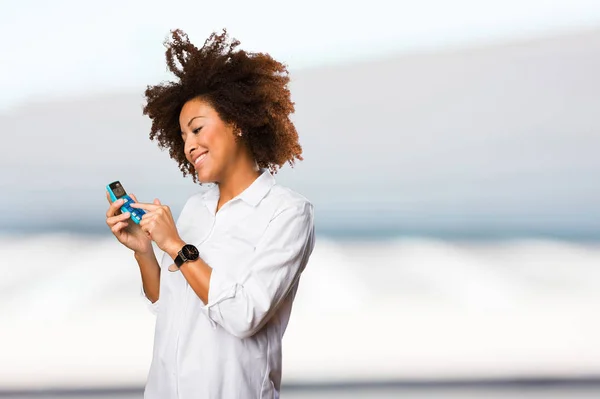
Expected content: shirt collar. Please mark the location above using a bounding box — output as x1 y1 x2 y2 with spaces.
237 169 276 206
202 169 275 207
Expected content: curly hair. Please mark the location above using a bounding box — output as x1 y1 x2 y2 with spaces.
143 29 303 183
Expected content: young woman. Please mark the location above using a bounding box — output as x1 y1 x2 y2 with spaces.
105 29 315 399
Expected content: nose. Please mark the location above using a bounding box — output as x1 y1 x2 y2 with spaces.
184 135 197 160
184 134 198 154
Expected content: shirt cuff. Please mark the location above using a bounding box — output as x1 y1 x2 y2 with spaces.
202 268 238 328
140 285 159 315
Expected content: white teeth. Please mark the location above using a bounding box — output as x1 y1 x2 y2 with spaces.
195 152 207 165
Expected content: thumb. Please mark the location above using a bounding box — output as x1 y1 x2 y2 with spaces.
153 198 161 205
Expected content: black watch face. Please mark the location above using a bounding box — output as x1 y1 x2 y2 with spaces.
182 244 199 260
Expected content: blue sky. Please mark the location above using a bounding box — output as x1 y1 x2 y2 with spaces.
2 0 600 110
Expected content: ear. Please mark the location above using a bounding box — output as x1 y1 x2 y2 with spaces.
231 123 243 137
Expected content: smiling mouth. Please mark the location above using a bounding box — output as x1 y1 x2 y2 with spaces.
194 151 208 166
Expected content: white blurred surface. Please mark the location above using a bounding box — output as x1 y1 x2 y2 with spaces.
1 234 599 389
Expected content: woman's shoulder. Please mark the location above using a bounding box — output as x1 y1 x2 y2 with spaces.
266 183 313 215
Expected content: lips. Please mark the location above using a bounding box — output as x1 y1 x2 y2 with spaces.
193 151 208 167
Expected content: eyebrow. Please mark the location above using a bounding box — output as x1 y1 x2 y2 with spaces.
187 116 206 127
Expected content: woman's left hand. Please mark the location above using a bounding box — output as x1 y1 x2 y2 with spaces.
131 199 184 255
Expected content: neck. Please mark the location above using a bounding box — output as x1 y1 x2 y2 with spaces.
217 161 261 204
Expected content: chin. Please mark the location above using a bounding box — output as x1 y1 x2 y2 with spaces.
196 170 215 184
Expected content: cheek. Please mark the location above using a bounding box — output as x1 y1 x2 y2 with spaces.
208 132 237 157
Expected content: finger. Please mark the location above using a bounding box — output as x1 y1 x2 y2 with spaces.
111 220 129 235
106 198 125 218
139 214 153 228
130 202 162 211
106 212 131 226
106 190 119 205
106 198 124 217
139 212 156 225
130 193 139 202
153 198 161 205
139 221 152 239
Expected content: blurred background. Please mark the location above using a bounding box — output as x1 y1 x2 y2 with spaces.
1 0 600 398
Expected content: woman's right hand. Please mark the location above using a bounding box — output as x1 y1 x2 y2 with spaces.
105 192 153 255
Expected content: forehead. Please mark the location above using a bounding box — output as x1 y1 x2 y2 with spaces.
179 98 216 124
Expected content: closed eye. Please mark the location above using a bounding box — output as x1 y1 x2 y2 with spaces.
193 127 203 134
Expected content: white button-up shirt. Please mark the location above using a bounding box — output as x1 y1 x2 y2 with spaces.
142 169 315 399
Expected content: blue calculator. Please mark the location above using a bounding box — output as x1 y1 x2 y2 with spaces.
106 181 146 224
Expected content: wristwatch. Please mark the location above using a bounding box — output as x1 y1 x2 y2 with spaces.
174 244 200 268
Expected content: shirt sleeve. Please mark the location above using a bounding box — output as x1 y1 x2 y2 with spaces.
202 200 315 339
140 285 160 315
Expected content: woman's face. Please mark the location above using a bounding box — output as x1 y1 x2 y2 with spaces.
179 97 243 183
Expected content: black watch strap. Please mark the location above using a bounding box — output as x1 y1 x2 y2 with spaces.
174 252 186 268
174 244 200 268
